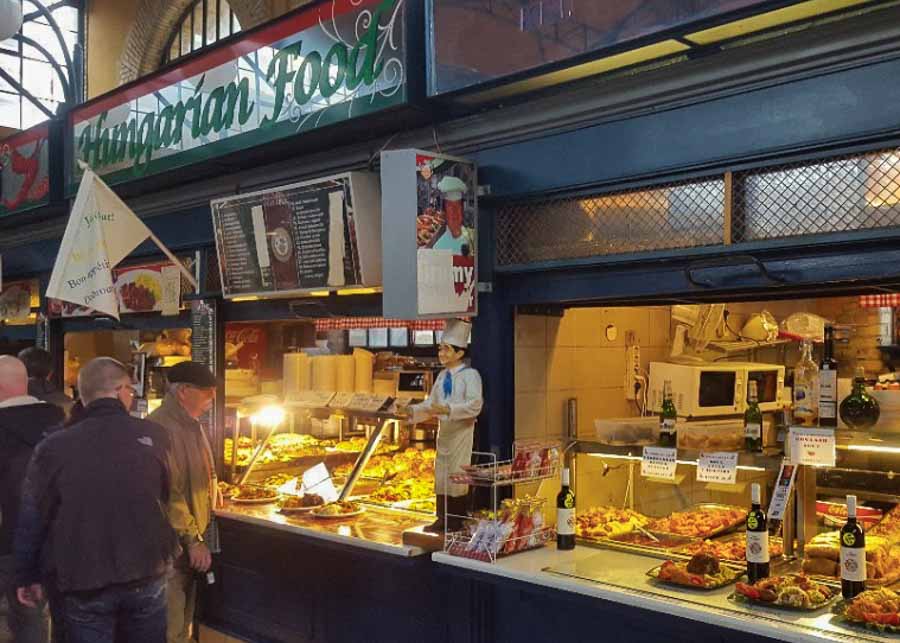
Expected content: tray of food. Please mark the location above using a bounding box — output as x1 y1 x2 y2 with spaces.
392 498 436 514
817 500 883 529
311 501 365 519
675 533 785 564
608 530 696 550
229 486 279 504
801 532 900 586
576 506 650 541
731 575 838 611
833 588 900 633
647 504 746 539
279 493 325 513
647 554 742 590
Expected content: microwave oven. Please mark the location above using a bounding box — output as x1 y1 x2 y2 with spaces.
649 361 785 418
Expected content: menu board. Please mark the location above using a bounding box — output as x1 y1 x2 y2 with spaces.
211 172 382 298
191 298 222 466
381 149 478 319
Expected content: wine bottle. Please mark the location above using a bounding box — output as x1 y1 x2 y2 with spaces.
556 468 576 550
746 483 770 583
839 366 880 430
744 380 763 452
818 325 838 428
658 380 677 448
840 494 866 599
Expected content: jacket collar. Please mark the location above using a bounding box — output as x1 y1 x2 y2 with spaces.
0 395 43 409
83 398 129 416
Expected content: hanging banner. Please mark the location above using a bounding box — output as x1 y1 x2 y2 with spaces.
381 149 478 318
0 124 50 217
69 0 410 191
211 172 381 298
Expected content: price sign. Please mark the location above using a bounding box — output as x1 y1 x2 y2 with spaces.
328 392 355 409
789 427 836 467
697 452 739 484
301 463 339 503
641 447 677 480
768 460 798 521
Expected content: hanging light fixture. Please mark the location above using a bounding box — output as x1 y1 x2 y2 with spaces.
0 0 23 42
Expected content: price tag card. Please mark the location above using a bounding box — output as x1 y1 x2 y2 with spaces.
697 452 739 484
641 447 677 480
346 394 391 413
768 460 798 521
328 392 355 409
285 390 335 408
789 427 836 467
301 463 339 502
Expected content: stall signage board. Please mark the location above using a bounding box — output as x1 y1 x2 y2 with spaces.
191 298 222 463
697 452 738 484
381 149 478 318
68 0 409 191
211 172 382 298
789 427 836 467
641 447 677 480
1 124 50 217
768 461 798 521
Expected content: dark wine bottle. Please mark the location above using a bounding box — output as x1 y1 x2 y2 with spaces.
839 367 880 430
746 483 770 583
744 380 763 452
818 324 838 428
658 380 677 448
556 468 576 550
840 494 866 599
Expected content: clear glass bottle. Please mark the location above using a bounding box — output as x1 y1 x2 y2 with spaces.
793 340 819 427
840 367 880 430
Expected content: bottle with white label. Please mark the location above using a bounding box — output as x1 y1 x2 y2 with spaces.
746 483 770 583
556 468 575 550
840 494 866 599
818 324 838 428
744 381 763 452
658 380 677 448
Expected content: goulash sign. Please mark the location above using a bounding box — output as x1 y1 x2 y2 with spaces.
70 0 407 189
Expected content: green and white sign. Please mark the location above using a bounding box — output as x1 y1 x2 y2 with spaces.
69 0 408 190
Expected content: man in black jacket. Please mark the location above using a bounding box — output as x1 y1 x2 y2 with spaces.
0 355 64 643
17 348 73 420
14 357 179 643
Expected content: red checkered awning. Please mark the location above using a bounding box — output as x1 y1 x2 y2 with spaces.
859 294 900 308
315 317 447 331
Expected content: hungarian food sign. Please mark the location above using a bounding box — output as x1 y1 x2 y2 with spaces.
210 172 382 297
69 0 408 190
1 124 50 217
381 149 477 318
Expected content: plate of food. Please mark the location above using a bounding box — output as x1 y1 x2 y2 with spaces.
647 504 746 539
279 493 325 514
116 269 162 313
311 501 365 519
731 575 837 611
647 554 742 590
230 486 279 504
833 588 900 633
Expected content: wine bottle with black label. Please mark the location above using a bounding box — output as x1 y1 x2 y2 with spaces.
818 324 838 428
746 483 770 583
744 380 763 452
841 494 866 599
658 380 677 448
556 468 576 550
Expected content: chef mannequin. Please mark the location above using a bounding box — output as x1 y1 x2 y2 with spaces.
403 319 483 533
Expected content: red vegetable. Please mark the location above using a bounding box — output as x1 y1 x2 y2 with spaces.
736 582 760 600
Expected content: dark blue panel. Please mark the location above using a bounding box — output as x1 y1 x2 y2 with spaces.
472 57 900 197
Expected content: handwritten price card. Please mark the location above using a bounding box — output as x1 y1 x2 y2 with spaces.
697 452 739 484
789 427 836 467
641 447 677 480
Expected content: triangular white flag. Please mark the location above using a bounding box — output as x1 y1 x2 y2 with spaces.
46 166 153 320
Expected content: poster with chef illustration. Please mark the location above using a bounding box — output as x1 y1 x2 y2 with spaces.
381 150 478 319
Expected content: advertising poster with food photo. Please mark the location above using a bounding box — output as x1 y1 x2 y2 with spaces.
415 154 477 315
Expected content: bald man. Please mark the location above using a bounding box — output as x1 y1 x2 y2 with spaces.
14 357 178 643
0 356 63 643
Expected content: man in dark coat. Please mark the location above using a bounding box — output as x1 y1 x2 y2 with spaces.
14 357 179 643
0 356 64 643
17 348 73 420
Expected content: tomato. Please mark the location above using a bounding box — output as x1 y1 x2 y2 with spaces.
689 575 705 587
736 583 760 600
868 613 900 626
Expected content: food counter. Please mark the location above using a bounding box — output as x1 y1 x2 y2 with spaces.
432 544 894 643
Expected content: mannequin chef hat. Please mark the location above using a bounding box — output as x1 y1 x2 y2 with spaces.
442 319 471 349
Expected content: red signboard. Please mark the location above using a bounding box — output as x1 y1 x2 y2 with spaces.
0 124 50 216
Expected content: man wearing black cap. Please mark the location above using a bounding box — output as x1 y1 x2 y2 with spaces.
148 362 218 643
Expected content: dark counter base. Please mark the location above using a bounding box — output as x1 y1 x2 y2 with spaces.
205 519 780 643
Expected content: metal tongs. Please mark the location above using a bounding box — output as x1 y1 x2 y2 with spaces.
634 524 660 543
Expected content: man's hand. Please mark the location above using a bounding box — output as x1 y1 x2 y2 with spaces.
432 403 451 416
188 542 212 573
17 584 44 608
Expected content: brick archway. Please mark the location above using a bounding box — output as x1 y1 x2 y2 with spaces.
118 0 272 84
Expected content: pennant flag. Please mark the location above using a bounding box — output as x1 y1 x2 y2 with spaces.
46 163 196 319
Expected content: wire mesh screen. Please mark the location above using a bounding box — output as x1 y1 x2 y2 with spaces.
733 149 900 243
205 249 222 294
495 178 725 267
